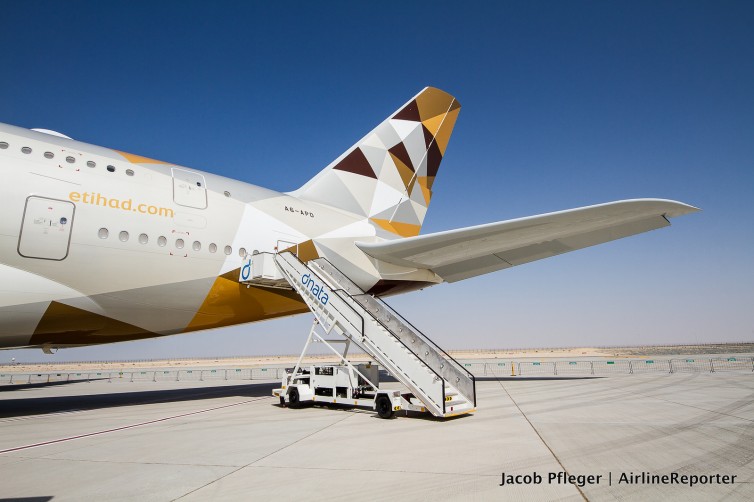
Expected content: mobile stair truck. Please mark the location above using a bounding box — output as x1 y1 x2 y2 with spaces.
241 251 476 419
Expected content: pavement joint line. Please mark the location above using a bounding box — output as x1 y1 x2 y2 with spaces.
0 397 267 455
172 410 358 501
494 377 589 502
5 455 239 468
244 463 500 478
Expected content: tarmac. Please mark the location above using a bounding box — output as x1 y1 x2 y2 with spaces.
1 369 753 501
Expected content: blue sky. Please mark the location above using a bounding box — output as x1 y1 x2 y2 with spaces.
1 1 753 362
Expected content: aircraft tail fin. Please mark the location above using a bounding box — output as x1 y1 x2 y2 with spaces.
290 87 460 238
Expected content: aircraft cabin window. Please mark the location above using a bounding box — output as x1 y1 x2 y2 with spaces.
138 233 148 244
239 247 247 257
21 147 31 154
0 142 8 149
224 191 231 197
87 161 96 168
193 241 201 251
66 156 75 164
126 169 135 176
119 231 129 242
98 228 109 239
106 165 115 172
44 152 54 159
224 245 232 255
175 238 184 249
157 236 167 247
209 243 217 253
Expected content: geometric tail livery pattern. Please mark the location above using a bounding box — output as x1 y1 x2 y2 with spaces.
291 87 460 238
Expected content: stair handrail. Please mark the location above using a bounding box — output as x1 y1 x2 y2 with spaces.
359 294 475 408
302 256 447 413
274 252 365 338
373 297 476 386
312 257 475 408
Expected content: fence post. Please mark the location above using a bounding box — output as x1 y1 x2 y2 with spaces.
224 369 228 381
200 370 204 382
710 359 715 373
629 361 633 375
9 374 12 384
517 362 521 375
553 362 557 376
590 362 594 375
668 360 673 374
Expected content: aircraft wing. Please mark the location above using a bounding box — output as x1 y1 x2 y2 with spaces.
357 199 699 283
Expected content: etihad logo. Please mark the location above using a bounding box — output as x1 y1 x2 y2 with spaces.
69 192 174 218
301 273 329 305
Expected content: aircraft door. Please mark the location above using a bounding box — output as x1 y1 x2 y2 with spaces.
172 168 207 209
18 196 75 260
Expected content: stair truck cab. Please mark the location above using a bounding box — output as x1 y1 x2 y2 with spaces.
273 363 404 419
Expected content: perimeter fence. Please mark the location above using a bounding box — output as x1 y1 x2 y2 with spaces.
0 367 288 385
460 356 754 377
1 357 752 385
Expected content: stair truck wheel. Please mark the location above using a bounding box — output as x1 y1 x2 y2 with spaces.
288 388 301 409
376 395 394 419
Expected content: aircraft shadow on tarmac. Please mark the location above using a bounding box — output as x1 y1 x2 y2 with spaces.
0 497 54 502
0 382 277 419
0 379 99 392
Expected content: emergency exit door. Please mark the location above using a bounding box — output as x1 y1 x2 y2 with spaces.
172 168 207 209
18 196 75 260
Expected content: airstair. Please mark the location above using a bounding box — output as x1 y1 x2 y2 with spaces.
244 251 476 418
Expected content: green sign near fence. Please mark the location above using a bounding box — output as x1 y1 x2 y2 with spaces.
607 361 614 365
533 362 540 366
728 358 737 362
646 360 654 364
569 362 577 365
686 359 694 362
